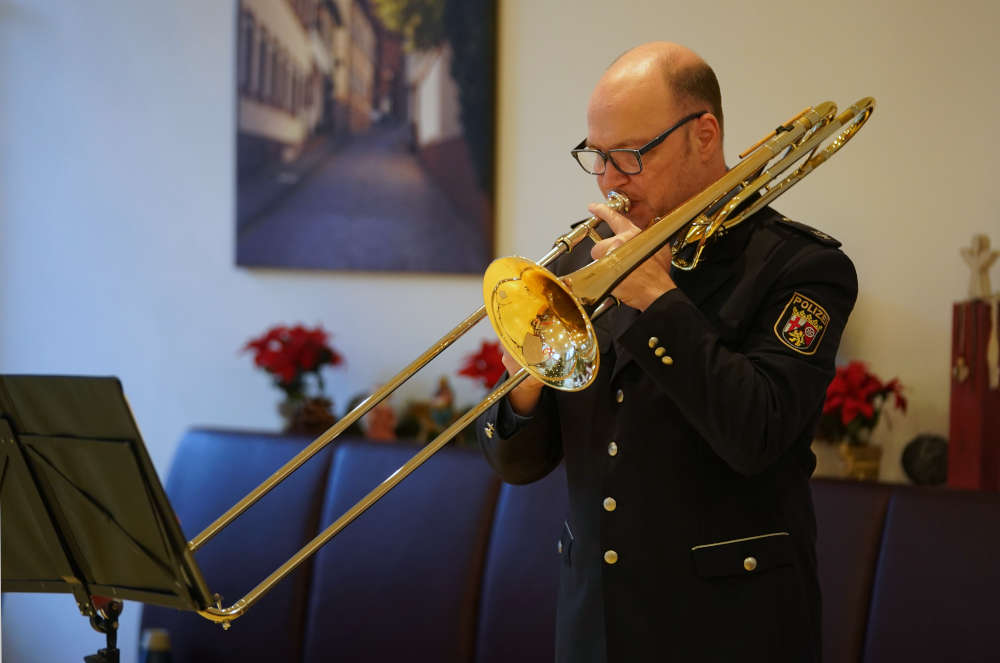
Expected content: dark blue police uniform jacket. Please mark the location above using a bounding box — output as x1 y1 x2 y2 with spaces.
477 206 858 663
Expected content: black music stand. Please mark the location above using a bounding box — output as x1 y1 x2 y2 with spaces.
0 375 215 662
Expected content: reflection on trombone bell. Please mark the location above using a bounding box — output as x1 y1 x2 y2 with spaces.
193 97 875 627
487 258 599 391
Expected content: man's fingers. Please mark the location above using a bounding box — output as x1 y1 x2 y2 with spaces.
500 350 521 374
501 350 531 379
591 235 626 260
501 350 545 394
588 202 638 236
587 202 639 261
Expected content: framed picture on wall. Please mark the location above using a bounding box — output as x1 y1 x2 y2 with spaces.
234 0 496 274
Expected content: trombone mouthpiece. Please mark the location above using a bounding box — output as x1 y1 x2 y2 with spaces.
552 191 631 255
604 190 630 215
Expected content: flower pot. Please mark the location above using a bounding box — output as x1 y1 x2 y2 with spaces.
279 396 337 436
838 441 882 481
811 440 848 478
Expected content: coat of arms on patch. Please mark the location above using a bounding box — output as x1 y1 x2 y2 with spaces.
774 292 830 355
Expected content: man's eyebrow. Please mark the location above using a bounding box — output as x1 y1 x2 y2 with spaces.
586 136 647 150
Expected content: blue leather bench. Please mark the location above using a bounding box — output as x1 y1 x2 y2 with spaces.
141 428 1000 662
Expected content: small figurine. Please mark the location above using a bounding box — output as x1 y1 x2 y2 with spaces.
960 234 998 299
430 377 456 430
365 401 398 441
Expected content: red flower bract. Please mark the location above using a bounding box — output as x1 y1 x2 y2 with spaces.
819 360 906 443
458 341 506 389
243 324 343 396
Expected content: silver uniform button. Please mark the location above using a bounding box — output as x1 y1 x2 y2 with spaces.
615 389 624 403
604 550 619 565
744 556 758 572
557 540 563 554
603 497 617 512
608 441 619 456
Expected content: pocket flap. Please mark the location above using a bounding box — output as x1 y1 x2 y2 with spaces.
691 531 793 578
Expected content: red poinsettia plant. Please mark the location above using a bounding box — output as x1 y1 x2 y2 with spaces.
818 361 906 445
243 324 343 399
457 340 505 389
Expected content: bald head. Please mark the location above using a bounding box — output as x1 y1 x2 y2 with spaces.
601 42 724 137
583 42 727 225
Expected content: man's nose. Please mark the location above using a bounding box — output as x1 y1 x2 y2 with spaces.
599 163 629 190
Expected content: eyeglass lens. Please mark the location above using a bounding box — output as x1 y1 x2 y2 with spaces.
576 149 641 175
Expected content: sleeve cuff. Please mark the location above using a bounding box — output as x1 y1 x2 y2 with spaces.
618 286 707 368
496 395 535 438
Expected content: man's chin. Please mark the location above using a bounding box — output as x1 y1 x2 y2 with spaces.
628 206 653 229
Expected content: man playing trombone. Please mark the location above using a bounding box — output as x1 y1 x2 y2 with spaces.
478 41 858 663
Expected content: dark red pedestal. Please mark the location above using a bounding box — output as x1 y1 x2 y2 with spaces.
948 300 1000 490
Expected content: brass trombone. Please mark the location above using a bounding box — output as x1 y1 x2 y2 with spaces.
194 97 874 626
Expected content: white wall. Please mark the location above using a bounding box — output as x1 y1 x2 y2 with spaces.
1 0 998 661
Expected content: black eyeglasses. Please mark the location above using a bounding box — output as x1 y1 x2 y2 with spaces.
571 111 707 175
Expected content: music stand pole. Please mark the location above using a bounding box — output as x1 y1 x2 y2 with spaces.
84 599 123 663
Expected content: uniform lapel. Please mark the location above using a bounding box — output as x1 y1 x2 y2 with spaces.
672 261 736 307
672 211 764 306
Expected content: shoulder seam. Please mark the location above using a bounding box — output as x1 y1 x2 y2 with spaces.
772 216 842 248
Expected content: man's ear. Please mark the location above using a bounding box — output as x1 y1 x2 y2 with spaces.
693 114 721 160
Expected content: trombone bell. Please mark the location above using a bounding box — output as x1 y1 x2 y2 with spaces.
483 256 599 391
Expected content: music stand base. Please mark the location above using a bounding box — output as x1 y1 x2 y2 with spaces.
84 648 119 663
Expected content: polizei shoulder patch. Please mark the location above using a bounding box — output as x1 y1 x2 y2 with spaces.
774 292 830 355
